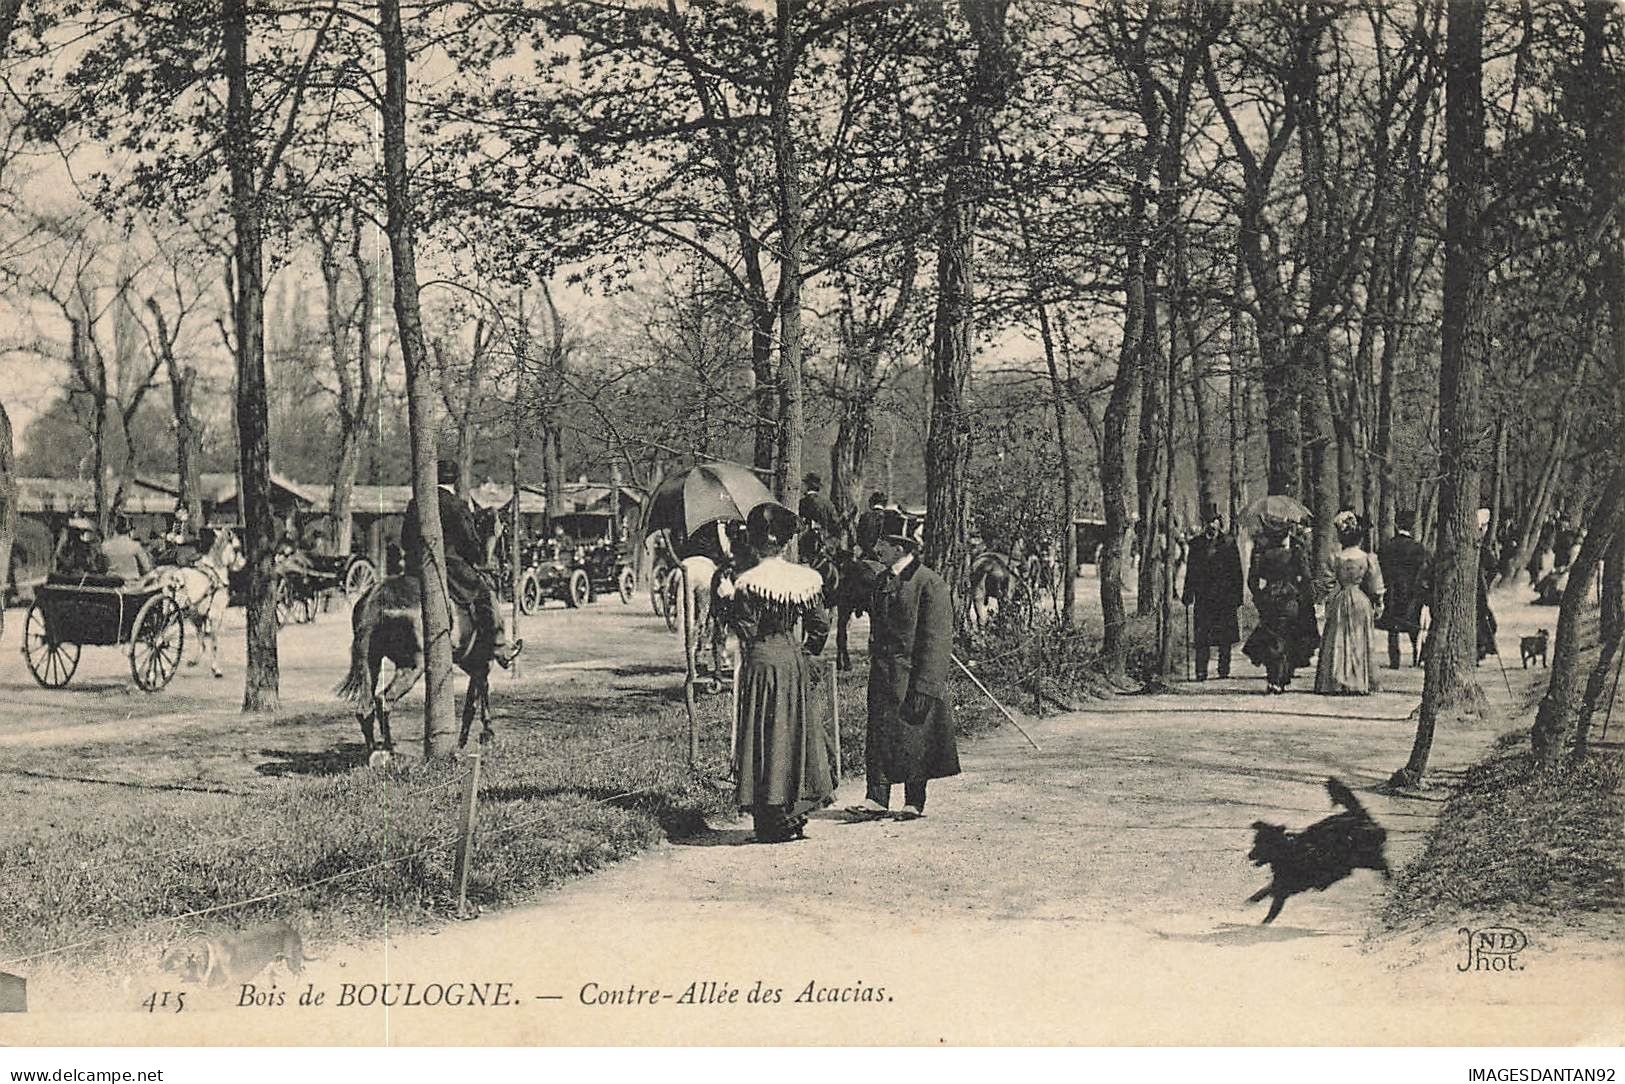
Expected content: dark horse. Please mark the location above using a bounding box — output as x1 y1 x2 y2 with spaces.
335 508 505 760
801 525 883 671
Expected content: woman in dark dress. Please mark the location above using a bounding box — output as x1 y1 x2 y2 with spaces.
714 503 835 843
1243 522 1314 693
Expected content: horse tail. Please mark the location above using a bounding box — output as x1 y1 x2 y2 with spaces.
334 585 376 705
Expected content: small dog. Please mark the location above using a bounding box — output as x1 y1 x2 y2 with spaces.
1247 778 1390 924
1520 629 1549 668
159 920 308 987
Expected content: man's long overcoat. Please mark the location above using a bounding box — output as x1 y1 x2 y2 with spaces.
866 558 960 783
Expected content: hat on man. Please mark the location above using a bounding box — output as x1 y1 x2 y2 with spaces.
879 508 919 550
436 458 458 486
1395 509 1416 532
1201 500 1221 523
803 472 822 490
746 501 799 547
868 491 888 508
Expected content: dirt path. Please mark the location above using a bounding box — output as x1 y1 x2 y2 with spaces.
18 585 1620 1045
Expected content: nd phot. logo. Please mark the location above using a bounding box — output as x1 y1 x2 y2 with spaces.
1458 925 1528 973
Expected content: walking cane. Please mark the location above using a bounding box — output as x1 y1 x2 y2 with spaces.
953 653 1041 752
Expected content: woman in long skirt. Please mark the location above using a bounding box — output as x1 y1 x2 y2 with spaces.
714 502 834 843
1315 510 1386 695
1243 521 1313 693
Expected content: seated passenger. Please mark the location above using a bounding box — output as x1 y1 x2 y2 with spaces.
101 515 154 582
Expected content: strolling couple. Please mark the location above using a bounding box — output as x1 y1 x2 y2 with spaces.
715 504 959 843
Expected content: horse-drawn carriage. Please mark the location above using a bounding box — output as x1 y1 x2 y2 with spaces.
274 549 380 625
21 574 187 691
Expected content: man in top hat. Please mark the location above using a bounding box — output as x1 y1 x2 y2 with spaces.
1376 509 1431 668
798 472 840 542
1182 501 1243 680
848 509 959 821
854 491 889 559
401 458 522 668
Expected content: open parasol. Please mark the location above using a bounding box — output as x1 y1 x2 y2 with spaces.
643 461 775 540
1240 494 1312 536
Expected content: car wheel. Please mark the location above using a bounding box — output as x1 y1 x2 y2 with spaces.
567 568 590 608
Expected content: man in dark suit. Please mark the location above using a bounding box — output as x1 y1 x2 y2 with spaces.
853 491 889 558
1182 502 1243 680
1376 509 1430 669
402 459 522 667
847 509 959 821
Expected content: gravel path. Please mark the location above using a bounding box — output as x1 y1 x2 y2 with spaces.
10 585 1621 1045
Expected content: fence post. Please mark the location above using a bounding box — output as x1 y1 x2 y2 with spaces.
452 751 483 920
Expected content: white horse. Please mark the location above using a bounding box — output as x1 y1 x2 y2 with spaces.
676 554 734 692
149 528 246 678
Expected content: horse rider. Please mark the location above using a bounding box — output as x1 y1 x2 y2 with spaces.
101 514 153 582
798 472 841 541
401 458 523 668
854 491 889 559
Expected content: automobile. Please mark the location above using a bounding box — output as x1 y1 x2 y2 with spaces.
517 538 635 613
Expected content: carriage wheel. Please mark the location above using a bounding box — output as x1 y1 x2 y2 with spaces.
22 600 80 689
274 579 292 628
650 571 669 618
566 568 591 609
344 558 378 601
130 594 185 692
661 568 682 632
618 567 636 604
519 570 543 614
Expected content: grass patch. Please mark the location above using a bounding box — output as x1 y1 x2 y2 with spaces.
1383 730 1625 928
0 654 1009 980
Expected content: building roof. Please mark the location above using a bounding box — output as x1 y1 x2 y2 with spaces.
17 478 174 515
136 470 324 509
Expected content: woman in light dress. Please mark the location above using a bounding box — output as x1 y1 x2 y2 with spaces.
1315 510 1386 695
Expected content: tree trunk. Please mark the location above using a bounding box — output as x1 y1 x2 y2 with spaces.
1531 466 1625 766
750 302 777 476
0 402 14 611
1035 298 1076 627
1227 251 1247 525
1485 414 1507 577
538 282 567 529
770 0 804 516
224 0 280 713
329 217 379 556
146 298 205 525
1571 525 1625 758
922 0 1012 599
1100 153 1150 676
1395 0 1489 786
380 0 456 755
1135 298 1164 612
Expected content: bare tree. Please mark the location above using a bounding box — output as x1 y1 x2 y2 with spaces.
380 0 456 755
922 0 1016 598
1394 0 1490 787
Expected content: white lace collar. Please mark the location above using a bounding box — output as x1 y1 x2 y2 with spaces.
734 556 823 605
